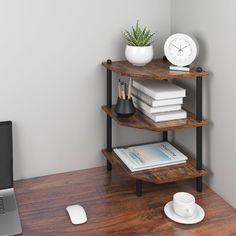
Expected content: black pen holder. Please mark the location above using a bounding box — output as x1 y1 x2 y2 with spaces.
115 97 136 117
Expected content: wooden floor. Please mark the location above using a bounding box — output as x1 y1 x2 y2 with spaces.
15 166 236 236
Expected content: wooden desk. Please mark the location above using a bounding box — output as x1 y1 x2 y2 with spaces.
15 167 236 236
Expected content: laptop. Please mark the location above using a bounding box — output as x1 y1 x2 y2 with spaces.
0 121 22 236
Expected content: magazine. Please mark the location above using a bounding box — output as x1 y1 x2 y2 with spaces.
114 142 188 172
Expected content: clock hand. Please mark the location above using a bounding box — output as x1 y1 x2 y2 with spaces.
181 46 188 50
171 43 180 50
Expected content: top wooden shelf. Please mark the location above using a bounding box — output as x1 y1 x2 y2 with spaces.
102 59 208 80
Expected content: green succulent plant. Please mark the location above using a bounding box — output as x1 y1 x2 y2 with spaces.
123 20 155 47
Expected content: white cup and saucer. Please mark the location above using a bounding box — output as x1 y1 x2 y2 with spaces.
164 192 205 224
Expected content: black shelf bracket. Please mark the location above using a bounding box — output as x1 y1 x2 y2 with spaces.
196 76 203 191
106 59 112 171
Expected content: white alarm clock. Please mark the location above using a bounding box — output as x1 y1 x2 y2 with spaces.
164 33 199 71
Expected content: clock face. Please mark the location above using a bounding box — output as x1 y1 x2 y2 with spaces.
164 34 198 67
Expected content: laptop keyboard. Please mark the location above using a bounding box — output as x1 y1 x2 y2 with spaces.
0 197 5 214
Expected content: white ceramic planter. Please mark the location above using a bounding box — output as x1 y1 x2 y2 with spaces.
125 45 154 66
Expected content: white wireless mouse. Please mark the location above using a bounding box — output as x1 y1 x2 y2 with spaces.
66 205 87 225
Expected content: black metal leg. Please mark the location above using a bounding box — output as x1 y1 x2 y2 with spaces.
106 60 112 171
107 160 112 171
136 179 142 197
196 126 202 191
196 76 202 121
163 131 168 141
106 112 112 171
196 76 203 191
196 176 202 192
107 64 112 108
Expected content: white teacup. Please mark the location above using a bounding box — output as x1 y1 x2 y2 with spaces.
173 192 196 218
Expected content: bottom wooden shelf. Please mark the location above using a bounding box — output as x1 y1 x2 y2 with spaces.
102 148 208 185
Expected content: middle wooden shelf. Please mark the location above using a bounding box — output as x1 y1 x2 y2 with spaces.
102 105 208 132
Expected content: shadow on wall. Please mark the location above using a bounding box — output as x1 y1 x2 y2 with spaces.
172 34 214 183
196 35 214 184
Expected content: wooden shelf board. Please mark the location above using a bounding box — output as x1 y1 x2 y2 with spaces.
102 105 208 132
102 59 208 80
102 148 208 184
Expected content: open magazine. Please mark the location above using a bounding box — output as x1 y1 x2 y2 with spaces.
114 142 188 172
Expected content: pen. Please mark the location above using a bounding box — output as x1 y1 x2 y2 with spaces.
128 78 132 99
118 79 121 98
124 82 127 99
121 82 125 99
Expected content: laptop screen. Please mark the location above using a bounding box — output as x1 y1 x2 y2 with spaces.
0 121 13 190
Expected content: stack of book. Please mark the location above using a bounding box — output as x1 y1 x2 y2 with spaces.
114 142 188 172
132 79 187 122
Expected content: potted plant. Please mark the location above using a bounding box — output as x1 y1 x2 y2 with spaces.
123 21 155 66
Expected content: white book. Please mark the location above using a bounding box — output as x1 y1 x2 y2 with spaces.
136 104 187 122
132 87 184 107
169 65 193 72
133 96 181 114
114 142 188 172
132 79 186 100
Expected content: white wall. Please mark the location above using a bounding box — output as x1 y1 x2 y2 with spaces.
0 0 171 180
1 0 235 209
171 0 236 208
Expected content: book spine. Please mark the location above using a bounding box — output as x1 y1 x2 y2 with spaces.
135 106 159 122
157 97 183 107
156 111 187 122
169 65 191 71
133 80 157 99
132 88 184 107
130 161 186 172
133 96 181 113
132 87 154 106
136 105 187 122
132 81 186 100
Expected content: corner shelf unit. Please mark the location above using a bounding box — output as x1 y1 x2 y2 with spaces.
101 59 208 196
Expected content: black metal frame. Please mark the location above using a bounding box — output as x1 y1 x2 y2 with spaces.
196 76 203 191
163 131 168 141
136 180 142 196
106 60 112 171
105 59 204 195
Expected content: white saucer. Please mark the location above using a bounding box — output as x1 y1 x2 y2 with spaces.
164 201 205 224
